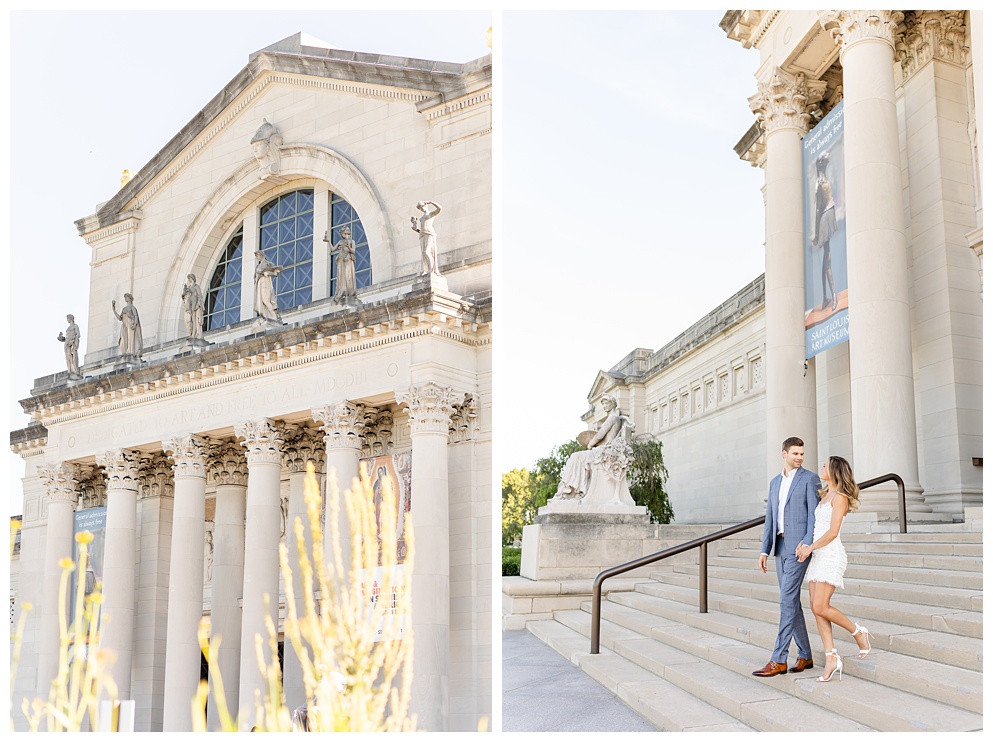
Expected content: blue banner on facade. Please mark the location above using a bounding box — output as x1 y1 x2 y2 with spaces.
71 507 107 625
802 100 849 358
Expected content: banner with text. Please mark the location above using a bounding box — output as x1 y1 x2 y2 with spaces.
71 507 107 628
802 100 849 358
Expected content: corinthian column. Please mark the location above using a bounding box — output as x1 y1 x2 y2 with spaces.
97 449 142 701
36 462 80 699
395 382 459 732
312 401 367 564
207 442 249 732
749 68 826 474
234 419 284 729
161 434 212 731
820 10 928 514
280 425 325 712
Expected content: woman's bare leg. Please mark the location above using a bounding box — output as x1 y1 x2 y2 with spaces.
809 582 846 679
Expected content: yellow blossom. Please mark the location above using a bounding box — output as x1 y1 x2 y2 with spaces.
75 530 94 544
58 557 75 571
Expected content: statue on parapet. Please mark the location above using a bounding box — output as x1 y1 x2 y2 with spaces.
327 225 359 305
253 250 284 324
410 200 442 276
112 293 143 361
550 394 638 509
182 273 205 340
57 313 82 379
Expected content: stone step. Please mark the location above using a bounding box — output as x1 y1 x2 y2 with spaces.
526 618 754 731
716 547 982 572
664 563 982 611
569 603 981 731
630 580 982 667
723 530 983 546
553 610 870 732
588 592 982 714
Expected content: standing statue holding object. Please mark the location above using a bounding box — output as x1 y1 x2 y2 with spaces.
410 200 442 276
112 293 143 360
328 225 358 304
57 314 82 378
254 249 284 322
182 273 205 339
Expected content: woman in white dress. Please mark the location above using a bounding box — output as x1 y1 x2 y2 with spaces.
795 456 872 681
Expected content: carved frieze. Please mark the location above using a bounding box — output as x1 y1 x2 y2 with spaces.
396 382 460 435
897 11 969 79
37 462 81 506
209 441 249 487
282 424 326 473
312 401 368 450
139 453 175 500
749 67 827 135
819 10 904 52
449 392 480 443
96 449 142 491
164 434 212 479
235 418 285 466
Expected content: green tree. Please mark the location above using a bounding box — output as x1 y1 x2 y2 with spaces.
629 436 674 524
530 439 584 510
501 468 535 546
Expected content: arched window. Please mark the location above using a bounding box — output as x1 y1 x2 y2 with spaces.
330 193 372 296
205 225 244 330
260 189 315 310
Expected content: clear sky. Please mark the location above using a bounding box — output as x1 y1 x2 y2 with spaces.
5 9 492 516
497 11 765 475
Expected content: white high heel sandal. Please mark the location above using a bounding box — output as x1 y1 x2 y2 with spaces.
852 623 873 658
816 648 843 682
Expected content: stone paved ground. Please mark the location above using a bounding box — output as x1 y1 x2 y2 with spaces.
501 629 657 733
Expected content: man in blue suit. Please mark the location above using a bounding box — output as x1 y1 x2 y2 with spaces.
752 436 820 677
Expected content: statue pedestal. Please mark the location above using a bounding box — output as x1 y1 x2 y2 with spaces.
413 272 448 293
113 356 142 372
520 511 652 582
250 317 285 333
181 338 211 353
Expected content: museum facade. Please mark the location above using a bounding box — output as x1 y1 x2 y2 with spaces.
584 10 982 525
10 33 491 732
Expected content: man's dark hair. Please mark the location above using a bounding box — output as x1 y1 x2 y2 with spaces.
782 436 804 452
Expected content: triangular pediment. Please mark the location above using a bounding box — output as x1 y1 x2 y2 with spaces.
587 370 620 403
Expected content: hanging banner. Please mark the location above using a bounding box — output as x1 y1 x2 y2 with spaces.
802 100 849 358
71 507 107 627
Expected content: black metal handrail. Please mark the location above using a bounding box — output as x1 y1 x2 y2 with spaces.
590 472 906 654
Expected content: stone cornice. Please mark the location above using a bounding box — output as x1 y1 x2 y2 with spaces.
819 10 904 53
897 11 970 79
77 51 491 235
20 291 491 426
723 10 779 50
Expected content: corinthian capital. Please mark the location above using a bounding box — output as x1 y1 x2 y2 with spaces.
449 392 480 443
396 382 460 435
209 441 249 486
97 449 142 491
235 419 285 466
312 401 368 450
139 453 175 499
164 434 213 479
896 11 969 79
282 424 326 473
820 10 904 52
38 462 81 506
748 67 827 135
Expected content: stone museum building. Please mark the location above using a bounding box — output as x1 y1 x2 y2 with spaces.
583 10 982 526
9 33 491 732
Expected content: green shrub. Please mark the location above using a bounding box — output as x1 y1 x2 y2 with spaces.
501 547 521 577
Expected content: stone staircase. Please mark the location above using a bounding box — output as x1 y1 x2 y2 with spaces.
522 523 983 732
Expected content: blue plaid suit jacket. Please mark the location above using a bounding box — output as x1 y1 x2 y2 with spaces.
760 466 820 557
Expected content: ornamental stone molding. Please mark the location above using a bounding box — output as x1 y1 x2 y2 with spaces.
38 462 81 506
312 401 368 450
209 442 250 487
396 382 460 435
235 418 285 466
76 466 108 509
897 11 969 79
749 68 827 135
282 424 326 474
96 449 142 491
361 408 395 457
164 434 213 479
819 10 904 52
139 454 175 500
449 392 480 444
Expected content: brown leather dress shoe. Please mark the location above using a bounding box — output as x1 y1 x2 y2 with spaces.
752 661 788 677
789 657 814 673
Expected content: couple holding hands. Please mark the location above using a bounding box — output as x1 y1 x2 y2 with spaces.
753 437 872 683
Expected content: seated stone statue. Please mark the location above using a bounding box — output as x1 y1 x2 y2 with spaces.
552 394 636 508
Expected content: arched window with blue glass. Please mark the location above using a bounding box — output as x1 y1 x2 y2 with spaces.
260 189 315 310
329 192 372 297
205 225 244 330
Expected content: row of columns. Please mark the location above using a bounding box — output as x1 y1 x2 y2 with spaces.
34 382 468 732
750 10 929 513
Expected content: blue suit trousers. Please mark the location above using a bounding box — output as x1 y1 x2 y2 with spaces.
772 534 812 663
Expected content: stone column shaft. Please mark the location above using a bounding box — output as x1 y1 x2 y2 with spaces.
162 435 211 731
37 463 80 698
313 402 367 568
235 419 284 729
821 10 927 513
396 382 459 732
98 449 142 701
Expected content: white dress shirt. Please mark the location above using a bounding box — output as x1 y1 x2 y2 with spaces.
762 466 798 557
